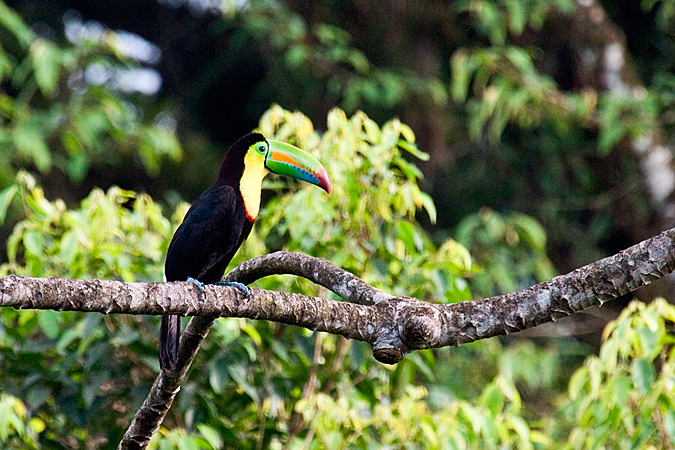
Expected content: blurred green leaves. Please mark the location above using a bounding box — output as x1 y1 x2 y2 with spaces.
0 1 181 185
460 0 575 46
234 3 450 117
456 208 555 297
30 39 63 97
0 394 42 448
597 91 659 155
451 46 587 142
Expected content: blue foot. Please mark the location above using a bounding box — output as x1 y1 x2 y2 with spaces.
186 276 205 294
215 281 250 297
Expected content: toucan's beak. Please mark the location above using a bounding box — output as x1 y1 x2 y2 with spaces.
265 140 331 194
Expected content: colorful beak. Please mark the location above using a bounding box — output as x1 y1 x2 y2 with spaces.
265 140 331 194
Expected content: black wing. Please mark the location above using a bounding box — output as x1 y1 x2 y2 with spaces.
164 183 250 284
160 183 251 370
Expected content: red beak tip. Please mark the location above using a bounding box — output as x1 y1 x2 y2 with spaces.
318 168 331 194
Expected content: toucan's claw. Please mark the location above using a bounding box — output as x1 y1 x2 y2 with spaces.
187 276 205 294
215 281 250 298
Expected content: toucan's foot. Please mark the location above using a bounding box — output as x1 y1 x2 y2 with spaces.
215 281 250 297
186 276 205 294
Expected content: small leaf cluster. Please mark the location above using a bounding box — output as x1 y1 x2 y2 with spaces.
451 45 590 142
557 298 675 449
459 0 575 47
0 172 175 281
0 393 42 448
455 208 556 297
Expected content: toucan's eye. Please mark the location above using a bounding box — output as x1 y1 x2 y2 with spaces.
257 144 267 154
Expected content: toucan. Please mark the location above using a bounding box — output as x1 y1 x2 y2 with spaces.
161 132 331 371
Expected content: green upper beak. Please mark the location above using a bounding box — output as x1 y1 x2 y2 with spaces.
265 140 331 194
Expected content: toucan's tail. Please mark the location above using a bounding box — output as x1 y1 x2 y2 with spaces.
160 315 180 371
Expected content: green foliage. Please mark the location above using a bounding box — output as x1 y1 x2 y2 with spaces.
0 172 179 448
556 299 675 449
0 394 41 448
0 1 181 185
447 35 659 272
451 45 592 142
147 426 223 450
642 0 675 29
227 3 448 121
0 171 175 281
459 0 575 46
597 91 659 155
455 208 556 297
451 0 659 154
289 381 548 450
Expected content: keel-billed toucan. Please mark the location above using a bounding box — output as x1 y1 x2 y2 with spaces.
161 133 331 371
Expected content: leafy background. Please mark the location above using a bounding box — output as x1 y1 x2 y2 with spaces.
0 0 674 448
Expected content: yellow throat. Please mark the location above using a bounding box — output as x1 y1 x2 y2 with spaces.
240 151 269 221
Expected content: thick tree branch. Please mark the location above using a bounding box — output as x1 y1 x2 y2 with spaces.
1 227 674 449
225 251 393 305
0 276 374 336
4 230 671 342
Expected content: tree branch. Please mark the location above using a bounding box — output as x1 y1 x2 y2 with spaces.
225 251 393 305
1 227 674 448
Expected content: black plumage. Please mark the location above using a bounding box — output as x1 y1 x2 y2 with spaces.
160 133 263 371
